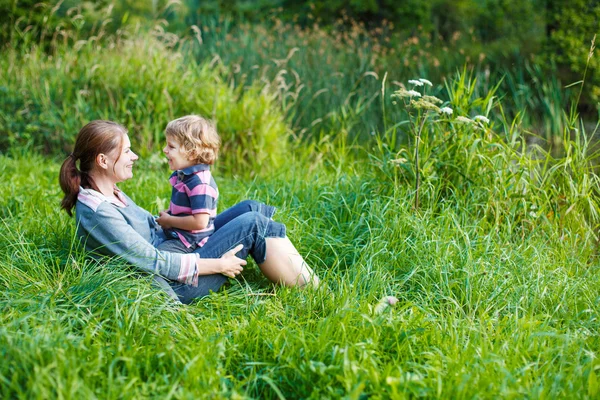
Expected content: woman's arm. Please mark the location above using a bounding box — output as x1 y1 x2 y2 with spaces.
79 204 209 285
156 212 209 231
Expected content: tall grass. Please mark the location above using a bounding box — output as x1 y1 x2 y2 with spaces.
0 21 290 174
1 3 600 398
2 3 579 153
182 13 577 144
1 142 599 397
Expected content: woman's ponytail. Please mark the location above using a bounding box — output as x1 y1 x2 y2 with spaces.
59 154 81 217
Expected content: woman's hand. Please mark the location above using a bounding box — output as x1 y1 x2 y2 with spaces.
156 211 172 229
194 244 247 278
217 244 247 278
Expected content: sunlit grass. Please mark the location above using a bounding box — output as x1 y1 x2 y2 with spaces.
1 4 600 398
1 138 599 397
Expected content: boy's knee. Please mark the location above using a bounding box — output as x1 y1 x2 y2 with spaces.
239 199 261 211
242 199 276 219
236 211 267 231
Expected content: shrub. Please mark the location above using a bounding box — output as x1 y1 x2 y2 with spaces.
0 31 290 174
543 0 600 107
374 72 600 237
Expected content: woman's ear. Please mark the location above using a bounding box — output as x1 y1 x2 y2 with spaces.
96 153 109 170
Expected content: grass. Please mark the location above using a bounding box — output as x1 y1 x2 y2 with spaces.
182 14 579 144
0 33 289 174
1 143 599 397
1 4 600 398
2 3 584 153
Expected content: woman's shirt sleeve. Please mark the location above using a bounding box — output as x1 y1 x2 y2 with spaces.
78 202 199 286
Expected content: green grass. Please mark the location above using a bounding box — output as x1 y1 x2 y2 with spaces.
1 148 599 398
2 3 583 153
1 5 600 398
0 34 289 174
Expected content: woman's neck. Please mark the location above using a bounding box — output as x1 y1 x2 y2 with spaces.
88 171 117 198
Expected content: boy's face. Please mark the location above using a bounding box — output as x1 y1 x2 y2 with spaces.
163 137 194 171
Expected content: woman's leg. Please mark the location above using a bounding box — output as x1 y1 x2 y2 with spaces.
202 212 319 289
157 238 230 304
214 211 319 288
160 212 268 304
259 237 319 288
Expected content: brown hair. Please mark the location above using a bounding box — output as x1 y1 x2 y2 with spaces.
165 115 220 165
59 120 128 216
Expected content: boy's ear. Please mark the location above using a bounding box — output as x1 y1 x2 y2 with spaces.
188 148 198 161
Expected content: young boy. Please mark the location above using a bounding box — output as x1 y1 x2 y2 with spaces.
156 115 220 253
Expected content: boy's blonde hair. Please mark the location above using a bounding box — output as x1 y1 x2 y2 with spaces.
166 115 220 165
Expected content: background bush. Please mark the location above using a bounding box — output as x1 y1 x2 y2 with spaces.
0 31 289 173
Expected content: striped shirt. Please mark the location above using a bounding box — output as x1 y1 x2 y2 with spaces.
166 164 218 249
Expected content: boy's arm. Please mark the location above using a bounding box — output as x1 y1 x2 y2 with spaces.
157 212 209 231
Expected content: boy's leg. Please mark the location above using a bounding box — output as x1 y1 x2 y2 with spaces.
156 212 285 304
182 212 287 303
213 200 277 231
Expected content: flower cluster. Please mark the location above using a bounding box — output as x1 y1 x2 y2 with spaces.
408 78 432 87
394 78 491 126
392 88 422 99
474 115 490 124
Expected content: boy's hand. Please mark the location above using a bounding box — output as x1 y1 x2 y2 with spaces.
156 211 172 229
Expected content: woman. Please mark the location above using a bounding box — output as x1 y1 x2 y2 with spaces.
59 120 318 304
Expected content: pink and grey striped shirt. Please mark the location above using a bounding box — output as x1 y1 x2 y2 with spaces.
165 164 218 249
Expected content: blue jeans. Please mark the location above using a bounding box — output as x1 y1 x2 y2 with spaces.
155 200 284 304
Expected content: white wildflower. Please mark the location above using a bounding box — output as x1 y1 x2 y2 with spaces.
391 157 408 165
422 95 442 104
439 107 453 115
411 99 440 112
419 78 433 86
408 79 424 86
392 89 422 99
374 296 399 314
456 116 473 124
474 115 490 124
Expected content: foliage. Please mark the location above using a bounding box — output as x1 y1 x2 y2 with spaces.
379 73 600 238
2 1 590 146
1 5 600 397
543 0 600 107
0 30 289 174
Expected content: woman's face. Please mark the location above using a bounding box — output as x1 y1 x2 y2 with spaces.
107 134 139 182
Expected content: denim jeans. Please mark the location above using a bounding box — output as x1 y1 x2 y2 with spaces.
154 200 284 304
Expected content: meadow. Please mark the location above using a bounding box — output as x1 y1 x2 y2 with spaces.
1 5 600 399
